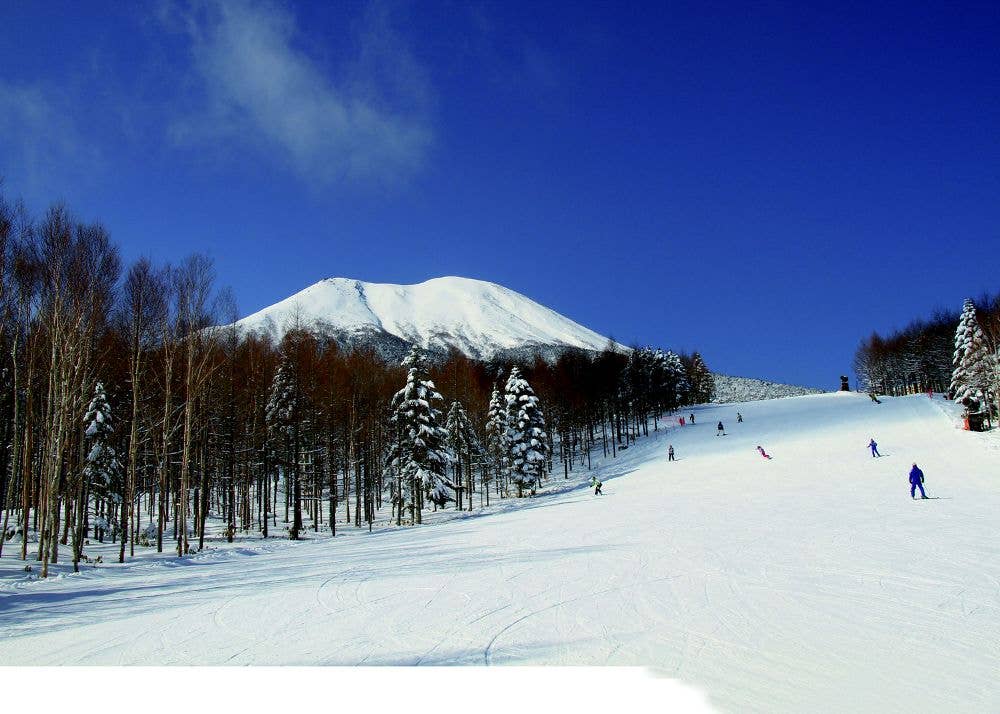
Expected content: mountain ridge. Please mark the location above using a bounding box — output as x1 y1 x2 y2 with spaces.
232 276 824 397
233 276 622 363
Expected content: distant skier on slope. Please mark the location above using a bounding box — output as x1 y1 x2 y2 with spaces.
869 438 881 457
869 392 882 404
590 475 603 495
689 413 695 424
757 445 771 459
909 463 928 499
737 412 743 423
668 445 675 461
717 421 726 436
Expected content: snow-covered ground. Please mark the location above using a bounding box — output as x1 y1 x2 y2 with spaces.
2 392 999 713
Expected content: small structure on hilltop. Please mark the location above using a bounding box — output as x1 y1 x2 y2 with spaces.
840 375 850 391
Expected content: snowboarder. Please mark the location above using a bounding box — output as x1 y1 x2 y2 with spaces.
909 463 928 499
668 445 675 461
717 421 726 436
869 392 882 404
737 412 743 423
689 413 695 424
757 445 771 459
590 476 603 495
869 438 881 457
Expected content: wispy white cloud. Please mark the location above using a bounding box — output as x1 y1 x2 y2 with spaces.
165 0 433 184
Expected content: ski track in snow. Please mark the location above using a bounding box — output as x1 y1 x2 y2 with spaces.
2 392 1000 712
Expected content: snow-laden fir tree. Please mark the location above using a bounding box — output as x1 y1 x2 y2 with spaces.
83 382 122 540
949 298 995 408
484 385 507 500
388 347 454 524
265 354 303 538
84 382 122 496
446 400 483 510
504 367 548 497
662 350 690 409
649 348 668 411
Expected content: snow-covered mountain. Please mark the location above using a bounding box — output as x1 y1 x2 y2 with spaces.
233 276 621 362
711 373 825 403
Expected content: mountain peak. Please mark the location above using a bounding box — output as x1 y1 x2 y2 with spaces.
234 276 621 361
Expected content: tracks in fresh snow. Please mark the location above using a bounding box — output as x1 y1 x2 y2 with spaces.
3 394 1000 712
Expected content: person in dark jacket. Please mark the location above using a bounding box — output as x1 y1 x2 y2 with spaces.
668 445 675 461
736 412 743 423
909 463 928 499
869 438 881 457
716 421 726 436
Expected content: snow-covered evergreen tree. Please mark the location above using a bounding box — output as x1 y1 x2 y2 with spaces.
649 348 668 408
446 400 483 510
504 367 548 497
950 298 994 408
484 385 507 498
83 382 122 503
388 348 454 523
265 352 305 538
663 350 689 408
265 358 296 436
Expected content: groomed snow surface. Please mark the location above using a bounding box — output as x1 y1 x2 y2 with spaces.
2 392 999 712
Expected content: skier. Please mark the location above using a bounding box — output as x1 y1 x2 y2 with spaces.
869 438 881 457
737 412 743 423
679 417 685 426
668 445 675 462
757 445 771 459
717 421 726 436
690 413 695 424
590 475 603 495
909 463 928 499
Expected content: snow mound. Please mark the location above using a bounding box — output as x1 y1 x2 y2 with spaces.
232 276 621 361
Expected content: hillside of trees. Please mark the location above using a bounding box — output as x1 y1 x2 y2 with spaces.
853 293 1000 417
0 190 716 577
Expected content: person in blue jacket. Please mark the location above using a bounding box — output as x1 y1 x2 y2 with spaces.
869 438 881 457
909 463 928 499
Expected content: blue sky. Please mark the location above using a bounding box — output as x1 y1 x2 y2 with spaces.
2 1 999 389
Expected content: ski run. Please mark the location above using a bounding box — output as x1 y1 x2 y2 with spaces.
2 391 999 712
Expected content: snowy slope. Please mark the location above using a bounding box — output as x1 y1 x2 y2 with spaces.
3 392 1000 712
232 276 620 360
711 373 825 402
